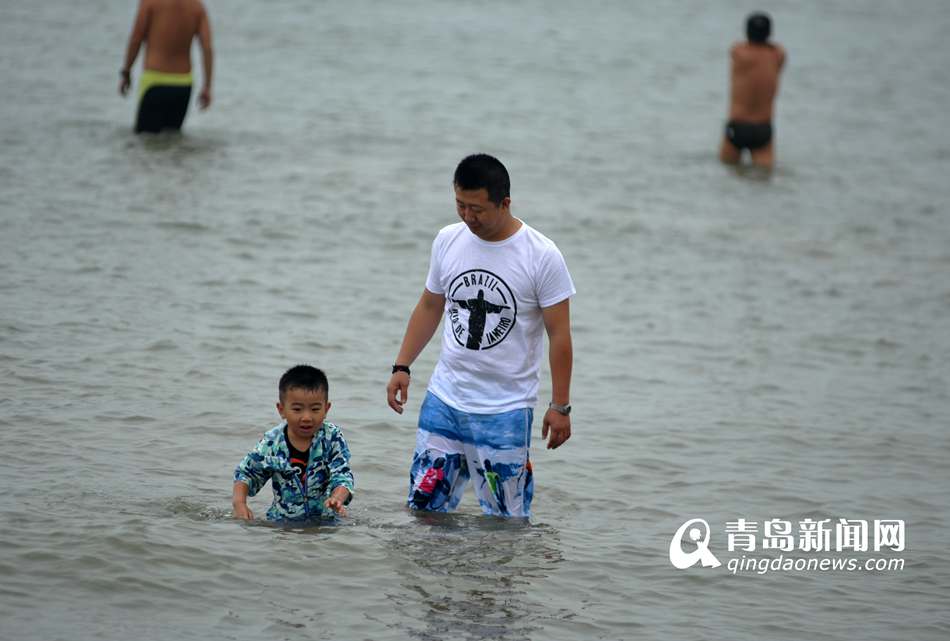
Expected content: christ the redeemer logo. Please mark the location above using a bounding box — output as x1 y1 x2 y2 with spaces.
448 270 517 350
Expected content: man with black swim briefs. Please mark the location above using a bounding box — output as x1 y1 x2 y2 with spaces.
118 0 214 134
720 12 786 169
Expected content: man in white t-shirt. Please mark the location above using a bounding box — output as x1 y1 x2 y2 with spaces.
386 154 575 517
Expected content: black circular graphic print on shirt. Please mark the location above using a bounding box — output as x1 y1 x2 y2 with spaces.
447 270 518 350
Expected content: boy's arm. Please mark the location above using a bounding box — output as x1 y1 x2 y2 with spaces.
323 428 355 514
541 299 573 449
323 486 351 516
232 481 253 520
119 0 151 96
386 288 445 413
232 445 271 519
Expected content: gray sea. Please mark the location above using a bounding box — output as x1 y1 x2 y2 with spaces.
2 1 949 639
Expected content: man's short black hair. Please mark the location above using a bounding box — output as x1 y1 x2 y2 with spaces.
746 12 771 43
453 154 510 206
279 365 329 401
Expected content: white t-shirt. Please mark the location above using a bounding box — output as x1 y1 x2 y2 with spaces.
424 221 576 413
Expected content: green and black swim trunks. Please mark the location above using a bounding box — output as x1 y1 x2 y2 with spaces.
135 70 192 133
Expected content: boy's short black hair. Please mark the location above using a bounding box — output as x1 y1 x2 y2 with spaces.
453 154 510 206
746 12 771 43
279 365 329 401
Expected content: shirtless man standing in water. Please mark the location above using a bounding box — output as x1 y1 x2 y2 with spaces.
719 12 786 169
119 0 214 133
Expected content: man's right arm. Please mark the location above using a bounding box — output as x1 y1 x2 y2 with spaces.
386 289 445 414
119 0 151 96
196 4 214 108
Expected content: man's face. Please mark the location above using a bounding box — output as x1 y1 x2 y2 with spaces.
277 387 330 445
455 186 512 242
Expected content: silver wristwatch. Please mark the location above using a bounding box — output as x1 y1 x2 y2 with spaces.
548 402 571 416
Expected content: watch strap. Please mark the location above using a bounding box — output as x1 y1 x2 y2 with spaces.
548 402 571 415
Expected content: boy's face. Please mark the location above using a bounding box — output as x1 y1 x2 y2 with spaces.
277 387 330 444
455 186 512 242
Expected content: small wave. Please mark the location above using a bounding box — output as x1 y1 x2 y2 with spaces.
160 497 231 522
145 339 178 352
155 221 211 233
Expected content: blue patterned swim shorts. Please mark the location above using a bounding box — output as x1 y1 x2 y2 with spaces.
407 391 534 517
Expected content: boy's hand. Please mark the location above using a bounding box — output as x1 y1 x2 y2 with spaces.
324 487 351 516
232 502 254 521
232 481 253 520
387 371 410 414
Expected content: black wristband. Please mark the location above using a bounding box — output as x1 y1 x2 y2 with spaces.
120 68 131 77
392 364 411 376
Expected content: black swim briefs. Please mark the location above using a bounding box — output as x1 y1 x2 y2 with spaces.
725 121 773 151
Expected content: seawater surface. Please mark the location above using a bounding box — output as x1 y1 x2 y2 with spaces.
1 1 949 640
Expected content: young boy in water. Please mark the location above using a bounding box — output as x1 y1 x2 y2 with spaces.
232 365 354 522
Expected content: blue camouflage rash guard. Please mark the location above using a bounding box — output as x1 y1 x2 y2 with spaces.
234 421 355 522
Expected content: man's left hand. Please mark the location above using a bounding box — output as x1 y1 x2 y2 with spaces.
542 409 571 449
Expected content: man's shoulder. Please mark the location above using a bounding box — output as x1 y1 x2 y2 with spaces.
430 222 468 250
518 222 565 256
435 222 466 239
151 0 206 18
773 43 787 65
734 41 784 58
